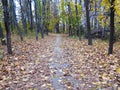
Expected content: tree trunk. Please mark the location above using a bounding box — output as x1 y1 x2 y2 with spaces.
108 0 115 54
46 0 50 35
56 23 60 33
28 0 33 31
63 23 65 33
0 23 6 45
68 2 72 36
34 0 39 40
25 0 30 25
41 0 46 38
19 0 27 35
75 0 81 40
2 0 12 54
85 0 92 45
10 0 23 41
94 0 97 29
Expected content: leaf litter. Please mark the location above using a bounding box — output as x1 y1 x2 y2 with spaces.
0 34 119 90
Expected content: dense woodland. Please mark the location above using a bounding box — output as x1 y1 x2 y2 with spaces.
0 0 120 54
0 0 120 90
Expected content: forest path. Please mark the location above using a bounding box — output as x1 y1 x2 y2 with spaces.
0 34 119 90
47 34 118 90
48 34 80 90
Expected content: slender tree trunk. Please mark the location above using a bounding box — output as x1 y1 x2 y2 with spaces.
10 0 23 41
0 23 6 45
34 0 39 40
28 0 33 31
9 3 14 33
63 23 65 33
56 23 60 33
68 2 72 36
85 0 92 45
2 0 12 54
108 0 115 54
37 0 42 36
75 0 81 40
25 0 30 25
94 0 97 29
41 0 46 38
46 0 50 35
19 0 27 35
79 0 81 4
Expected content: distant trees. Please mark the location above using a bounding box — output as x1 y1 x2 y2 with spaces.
68 2 72 36
9 0 23 41
0 0 120 54
19 0 27 35
75 0 81 40
58 0 119 54
53 0 60 33
41 0 46 37
34 0 39 40
28 0 34 31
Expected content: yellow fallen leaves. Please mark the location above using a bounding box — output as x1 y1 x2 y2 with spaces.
102 72 107 78
81 73 86 78
102 72 110 81
116 67 120 73
92 81 107 85
62 37 120 89
41 83 53 89
102 62 108 67
28 88 37 90
118 87 120 90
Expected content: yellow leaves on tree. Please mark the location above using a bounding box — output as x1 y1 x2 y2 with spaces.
101 0 120 15
101 0 110 10
115 0 120 16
